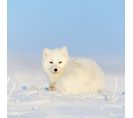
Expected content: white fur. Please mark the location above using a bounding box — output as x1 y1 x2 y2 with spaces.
42 47 105 95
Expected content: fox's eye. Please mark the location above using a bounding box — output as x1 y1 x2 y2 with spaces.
58 61 62 64
49 61 53 64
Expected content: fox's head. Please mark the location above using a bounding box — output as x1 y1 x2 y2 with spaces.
42 47 69 78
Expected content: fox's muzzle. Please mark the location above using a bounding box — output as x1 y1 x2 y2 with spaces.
52 67 59 73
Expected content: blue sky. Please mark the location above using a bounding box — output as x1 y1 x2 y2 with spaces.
8 0 124 59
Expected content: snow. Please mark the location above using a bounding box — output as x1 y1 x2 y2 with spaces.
7 59 125 118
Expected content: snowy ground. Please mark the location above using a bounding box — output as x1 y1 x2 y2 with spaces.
7 58 125 118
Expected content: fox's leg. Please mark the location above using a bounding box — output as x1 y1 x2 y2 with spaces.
49 83 56 91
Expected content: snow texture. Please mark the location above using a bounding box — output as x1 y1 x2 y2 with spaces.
8 60 125 118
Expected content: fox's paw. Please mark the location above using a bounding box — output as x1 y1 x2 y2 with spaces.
49 85 56 91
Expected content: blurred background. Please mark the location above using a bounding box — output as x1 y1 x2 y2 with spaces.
8 0 125 75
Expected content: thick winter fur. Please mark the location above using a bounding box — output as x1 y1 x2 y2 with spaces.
42 47 105 95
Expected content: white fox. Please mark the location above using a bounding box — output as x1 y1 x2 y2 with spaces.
42 47 105 95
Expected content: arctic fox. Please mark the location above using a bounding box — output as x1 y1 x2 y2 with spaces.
42 47 105 95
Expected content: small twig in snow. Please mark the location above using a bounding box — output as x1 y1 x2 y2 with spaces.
111 77 119 99
108 77 119 103
7 76 16 99
101 77 119 103
7 77 10 83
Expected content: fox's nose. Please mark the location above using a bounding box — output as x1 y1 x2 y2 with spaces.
54 68 58 72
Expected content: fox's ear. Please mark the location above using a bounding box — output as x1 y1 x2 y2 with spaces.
43 48 50 58
62 46 67 52
61 46 68 56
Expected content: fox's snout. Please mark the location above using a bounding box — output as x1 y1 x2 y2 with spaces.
52 67 58 73
53 68 58 72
